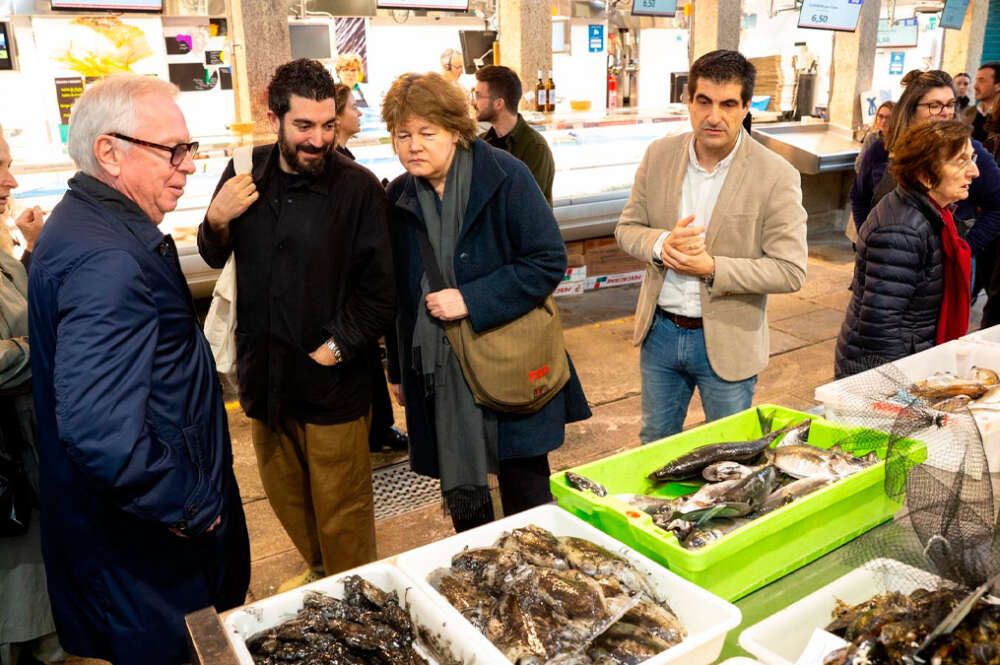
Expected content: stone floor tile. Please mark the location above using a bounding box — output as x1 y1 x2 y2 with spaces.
769 327 813 355
769 308 846 344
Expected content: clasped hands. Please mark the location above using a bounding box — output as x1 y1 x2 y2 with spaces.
660 215 715 278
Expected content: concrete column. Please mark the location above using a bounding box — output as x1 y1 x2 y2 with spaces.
498 0 552 108
226 0 292 137
689 0 741 62
827 0 880 130
941 0 990 77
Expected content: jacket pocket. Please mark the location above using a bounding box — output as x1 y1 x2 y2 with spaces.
291 351 340 405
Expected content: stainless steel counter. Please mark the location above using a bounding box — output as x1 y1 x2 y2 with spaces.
751 123 861 174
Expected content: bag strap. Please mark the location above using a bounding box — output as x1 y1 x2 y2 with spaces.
416 226 447 292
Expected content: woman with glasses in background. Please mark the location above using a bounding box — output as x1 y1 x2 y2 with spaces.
836 120 980 377
850 71 1000 297
335 52 371 108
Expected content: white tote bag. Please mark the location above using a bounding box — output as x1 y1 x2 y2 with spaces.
203 146 252 375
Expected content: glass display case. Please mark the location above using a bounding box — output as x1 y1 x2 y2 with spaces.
7 113 691 297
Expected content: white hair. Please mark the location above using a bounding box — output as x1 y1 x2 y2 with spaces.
67 74 180 177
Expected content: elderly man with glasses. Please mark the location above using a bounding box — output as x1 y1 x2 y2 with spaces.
26 74 250 665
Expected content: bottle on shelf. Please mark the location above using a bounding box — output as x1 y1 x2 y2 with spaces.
545 69 556 113
535 69 546 113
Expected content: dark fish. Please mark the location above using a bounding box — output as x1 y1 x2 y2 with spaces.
565 471 608 497
648 420 808 482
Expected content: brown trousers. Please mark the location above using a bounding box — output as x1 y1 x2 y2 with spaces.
250 414 376 575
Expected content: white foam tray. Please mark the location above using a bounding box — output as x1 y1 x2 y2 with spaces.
963 324 1000 346
222 561 485 665
718 659 765 664
739 558 942 665
395 504 742 665
815 340 1000 472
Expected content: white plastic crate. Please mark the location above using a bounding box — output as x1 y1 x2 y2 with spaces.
222 562 485 665
962 323 1000 346
739 558 942 665
815 340 1000 471
395 504 742 665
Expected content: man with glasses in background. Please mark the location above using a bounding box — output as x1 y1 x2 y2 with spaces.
27 74 250 665
474 65 555 204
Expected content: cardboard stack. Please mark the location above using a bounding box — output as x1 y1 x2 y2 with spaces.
583 237 645 290
749 55 783 112
554 240 587 297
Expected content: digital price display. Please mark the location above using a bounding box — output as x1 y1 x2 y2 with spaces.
0 23 14 71
51 0 162 9
375 0 469 10
877 17 918 48
797 0 864 31
940 0 970 29
631 0 678 17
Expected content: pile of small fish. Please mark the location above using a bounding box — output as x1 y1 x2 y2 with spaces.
246 575 428 665
626 420 878 549
822 587 1000 664
428 524 686 665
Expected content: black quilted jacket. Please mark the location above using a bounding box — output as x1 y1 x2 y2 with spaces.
835 186 944 378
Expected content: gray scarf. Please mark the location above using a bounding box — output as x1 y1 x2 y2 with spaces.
411 146 498 508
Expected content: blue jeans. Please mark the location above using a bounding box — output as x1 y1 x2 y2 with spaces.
639 309 757 443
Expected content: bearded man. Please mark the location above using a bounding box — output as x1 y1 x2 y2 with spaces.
198 58 394 590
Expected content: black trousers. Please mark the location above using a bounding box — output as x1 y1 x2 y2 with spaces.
367 342 395 449
446 454 554 533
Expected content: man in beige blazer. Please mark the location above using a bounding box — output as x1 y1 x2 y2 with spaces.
615 50 808 442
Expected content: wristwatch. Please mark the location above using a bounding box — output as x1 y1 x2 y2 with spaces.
324 338 343 363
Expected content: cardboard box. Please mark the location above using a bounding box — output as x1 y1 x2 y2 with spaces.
565 240 585 255
585 270 644 290
583 236 645 276
567 253 586 268
563 265 587 281
554 280 585 297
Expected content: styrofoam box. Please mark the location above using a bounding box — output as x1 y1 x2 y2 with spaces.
395 504 742 665
222 562 485 665
739 558 942 665
814 340 1000 471
962 324 1000 346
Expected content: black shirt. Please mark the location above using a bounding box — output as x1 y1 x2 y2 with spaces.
198 145 395 426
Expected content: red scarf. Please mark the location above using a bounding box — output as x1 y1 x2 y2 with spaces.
933 198 971 344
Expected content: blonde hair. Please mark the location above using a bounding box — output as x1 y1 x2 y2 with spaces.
381 72 477 149
336 53 363 73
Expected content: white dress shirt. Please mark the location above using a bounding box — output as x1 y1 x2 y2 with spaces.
652 131 742 317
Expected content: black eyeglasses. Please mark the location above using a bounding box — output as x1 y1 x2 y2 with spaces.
109 132 199 166
915 100 957 116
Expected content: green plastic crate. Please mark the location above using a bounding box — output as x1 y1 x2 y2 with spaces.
550 404 922 601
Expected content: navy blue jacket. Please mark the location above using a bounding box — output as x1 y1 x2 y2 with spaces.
385 139 590 477
835 186 945 378
28 174 249 665
850 137 1000 254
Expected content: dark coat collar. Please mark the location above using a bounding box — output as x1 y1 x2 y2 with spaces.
252 143 340 196
481 113 532 149
392 138 507 237
68 172 165 252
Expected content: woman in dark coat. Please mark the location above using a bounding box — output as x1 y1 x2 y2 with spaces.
380 72 590 532
835 120 980 378
850 71 1000 262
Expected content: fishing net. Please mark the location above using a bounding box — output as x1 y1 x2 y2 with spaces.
819 356 1000 664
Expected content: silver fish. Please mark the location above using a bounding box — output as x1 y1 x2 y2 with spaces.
702 461 756 482
565 471 608 497
621 494 678 516
756 475 834 516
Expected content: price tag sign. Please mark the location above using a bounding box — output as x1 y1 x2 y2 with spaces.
940 0 970 29
877 17 918 47
797 0 864 31
631 0 678 16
